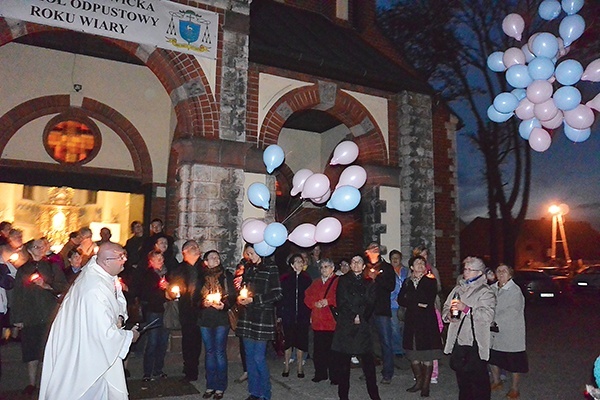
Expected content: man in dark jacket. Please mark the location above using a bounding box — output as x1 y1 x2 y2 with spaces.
169 240 203 382
365 242 396 384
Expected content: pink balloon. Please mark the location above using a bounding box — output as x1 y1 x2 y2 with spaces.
288 223 317 248
335 165 367 189
581 58 600 82
534 99 559 121
330 141 359 165
300 173 330 199
312 188 331 204
515 98 535 120
564 104 595 129
586 93 600 112
529 127 552 152
503 47 526 68
242 219 267 244
557 37 570 58
541 110 564 129
314 217 342 243
527 33 540 53
242 218 256 229
526 80 554 104
290 168 313 196
503 13 525 41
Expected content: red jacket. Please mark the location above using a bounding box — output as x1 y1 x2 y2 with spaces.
304 275 338 331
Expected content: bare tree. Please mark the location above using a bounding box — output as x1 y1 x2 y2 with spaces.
377 0 539 266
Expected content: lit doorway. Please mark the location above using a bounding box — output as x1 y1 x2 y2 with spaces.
0 183 144 251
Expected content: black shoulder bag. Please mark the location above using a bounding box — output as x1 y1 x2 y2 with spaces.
324 276 339 320
449 313 487 372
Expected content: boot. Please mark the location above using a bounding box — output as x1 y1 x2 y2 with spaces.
420 363 433 397
406 362 423 392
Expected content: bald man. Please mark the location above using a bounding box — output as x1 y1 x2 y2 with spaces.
40 243 140 400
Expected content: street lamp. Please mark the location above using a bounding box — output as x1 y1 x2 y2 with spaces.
548 203 571 265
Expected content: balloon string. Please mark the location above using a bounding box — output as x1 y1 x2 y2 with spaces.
281 200 307 224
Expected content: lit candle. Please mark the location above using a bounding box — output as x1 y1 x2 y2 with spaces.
171 285 181 299
30 272 41 282
9 253 19 263
93 246 99 254
240 287 249 299
206 292 222 304
159 276 167 288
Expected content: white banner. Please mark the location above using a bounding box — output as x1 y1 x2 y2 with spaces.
0 0 219 59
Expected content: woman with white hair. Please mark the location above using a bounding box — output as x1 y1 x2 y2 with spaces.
442 257 496 400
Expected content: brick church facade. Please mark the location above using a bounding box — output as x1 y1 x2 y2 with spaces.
0 0 460 288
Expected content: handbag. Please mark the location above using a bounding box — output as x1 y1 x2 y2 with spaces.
228 304 240 331
163 300 181 330
449 313 486 372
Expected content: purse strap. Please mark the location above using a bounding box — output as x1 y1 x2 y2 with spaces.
452 312 477 347
323 275 338 299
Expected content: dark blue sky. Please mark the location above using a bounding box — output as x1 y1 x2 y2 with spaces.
377 0 600 231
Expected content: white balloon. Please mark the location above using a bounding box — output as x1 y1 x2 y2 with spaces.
290 169 313 196
330 141 359 165
335 165 367 189
529 127 552 152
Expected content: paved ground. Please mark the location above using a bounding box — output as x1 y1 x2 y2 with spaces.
1 294 598 399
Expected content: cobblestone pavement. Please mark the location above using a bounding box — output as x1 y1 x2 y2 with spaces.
1 295 598 399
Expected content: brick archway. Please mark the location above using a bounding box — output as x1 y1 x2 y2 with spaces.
0 18 219 139
259 84 389 165
0 95 153 184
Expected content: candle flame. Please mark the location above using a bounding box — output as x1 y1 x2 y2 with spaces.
9 253 19 263
240 287 249 298
206 292 221 303
30 272 40 282
171 285 181 298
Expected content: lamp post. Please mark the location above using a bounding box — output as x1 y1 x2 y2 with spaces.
548 203 571 265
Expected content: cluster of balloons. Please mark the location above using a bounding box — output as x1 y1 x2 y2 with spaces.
487 0 600 152
242 141 367 256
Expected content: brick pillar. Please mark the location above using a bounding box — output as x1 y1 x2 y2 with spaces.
396 91 435 260
176 164 245 267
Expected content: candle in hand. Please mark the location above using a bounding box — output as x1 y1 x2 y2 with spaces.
9 253 18 263
171 285 181 298
206 292 222 304
30 272 41 282
240 287 249 298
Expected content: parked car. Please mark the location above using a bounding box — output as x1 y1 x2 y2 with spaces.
571 265 600 293
513 269 563 301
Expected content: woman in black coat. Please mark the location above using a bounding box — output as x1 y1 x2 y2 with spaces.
331 254 381 400
278 253 312 378
397 255 443 397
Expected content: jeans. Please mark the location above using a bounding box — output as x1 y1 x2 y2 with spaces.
374 315 394 380
143 312 170 377
201 326 229 392
243 338 271 400
390 308 405 355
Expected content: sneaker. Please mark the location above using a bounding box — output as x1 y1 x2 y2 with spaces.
351 356 359 364
142 375 153 382
430 377 438 384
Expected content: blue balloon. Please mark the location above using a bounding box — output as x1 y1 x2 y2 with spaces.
254 240 276 257
506 65 533 89
555 59 583 85
326 185 361 212
519 118 542 140
263 144 285 174
553 86 582 111
531 32 559 58
563 122 591 142
559 14 585 47
493 93 519 114
263 222 288 248
539 0 562 20
487 51 506 72
527 57 555 80
247 182 271 210
561 0 584 15
511 88 527 101
487 106 513 123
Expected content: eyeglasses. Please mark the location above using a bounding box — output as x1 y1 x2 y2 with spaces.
106 254 127 261
463 267 479 272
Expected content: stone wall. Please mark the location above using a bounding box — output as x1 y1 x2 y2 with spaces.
176 164 245 267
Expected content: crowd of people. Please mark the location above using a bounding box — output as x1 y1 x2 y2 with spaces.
0 218 529 400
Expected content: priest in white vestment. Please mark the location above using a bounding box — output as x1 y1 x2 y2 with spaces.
39 243 140 400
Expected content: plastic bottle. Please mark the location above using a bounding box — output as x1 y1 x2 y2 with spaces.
451 292 461 319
